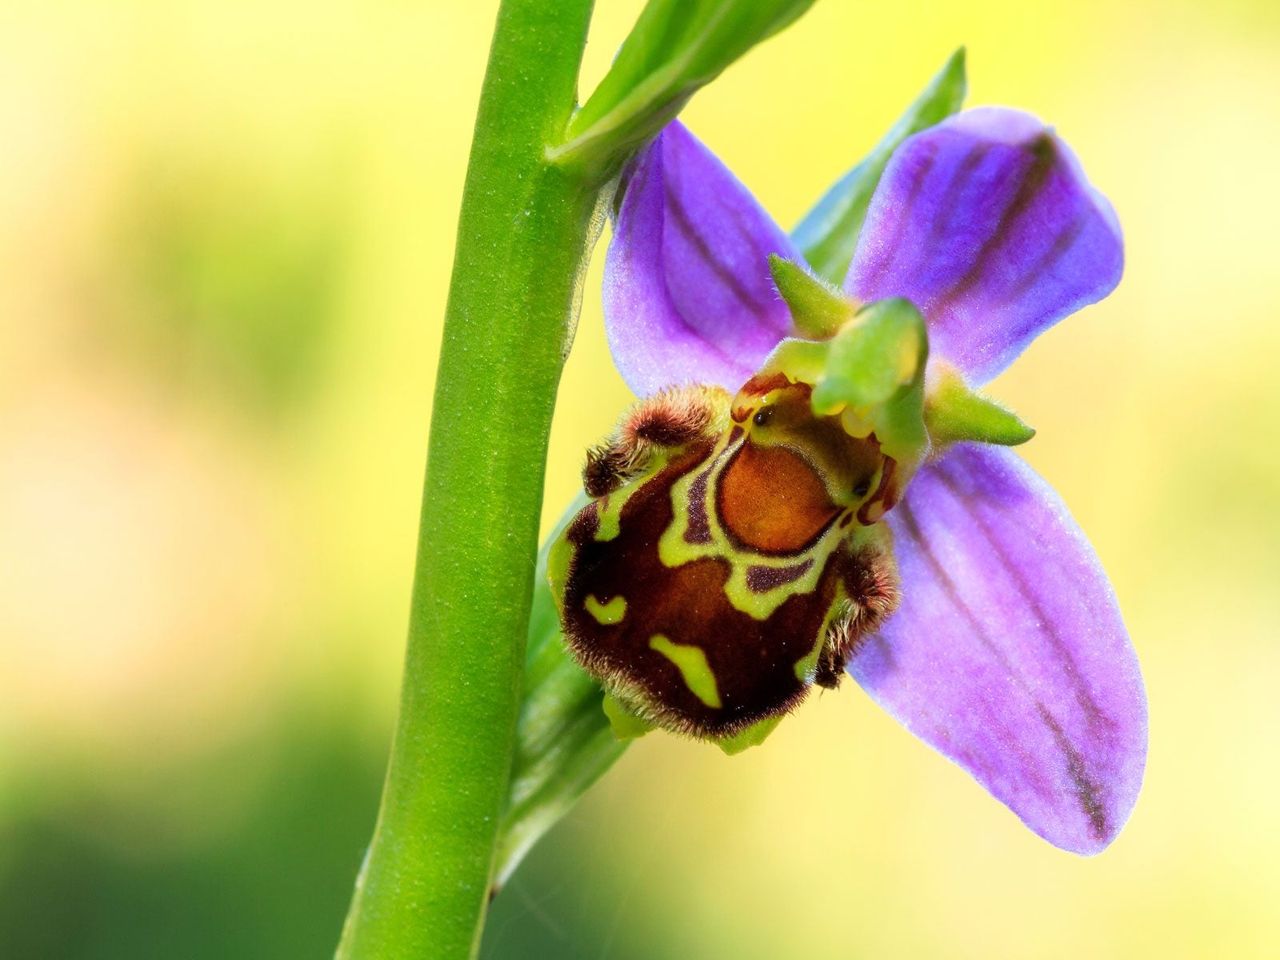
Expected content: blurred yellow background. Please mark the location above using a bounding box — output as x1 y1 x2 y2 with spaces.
2 1 1278 957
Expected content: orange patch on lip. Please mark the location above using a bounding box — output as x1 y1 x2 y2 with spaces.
717 442 839 554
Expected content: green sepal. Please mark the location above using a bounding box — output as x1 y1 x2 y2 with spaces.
769 254 855 339
551 0 816 175
765 298 929 465
715 715 783 755
925 366 1035 448
492 495 629 891
792 48 967 284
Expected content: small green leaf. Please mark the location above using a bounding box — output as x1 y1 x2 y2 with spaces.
492 495 629 892
792 48 967 284
769 254 855 339
925 366 1036 448
551 0 816 174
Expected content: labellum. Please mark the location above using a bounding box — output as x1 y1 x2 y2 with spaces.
549 374 900 749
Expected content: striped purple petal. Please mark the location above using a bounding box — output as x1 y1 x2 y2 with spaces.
846 108 1123 385
604 122 802 396
848 444 1146 854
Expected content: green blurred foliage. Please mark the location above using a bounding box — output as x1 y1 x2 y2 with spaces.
0 723 383 959
111 167 351 418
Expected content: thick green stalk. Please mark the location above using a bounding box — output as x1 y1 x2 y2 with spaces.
336 2 602 957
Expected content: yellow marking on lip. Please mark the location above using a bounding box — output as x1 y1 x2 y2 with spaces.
546 532 575 615
584 594 627 625
649 635 722 709
592 449 677 543
795 584 849 682
594 493 623 542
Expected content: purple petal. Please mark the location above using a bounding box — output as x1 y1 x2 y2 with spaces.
846 108 1123 385
604 122 801 395
849 444 1146 854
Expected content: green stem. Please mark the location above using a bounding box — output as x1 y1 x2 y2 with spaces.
336 2 603 956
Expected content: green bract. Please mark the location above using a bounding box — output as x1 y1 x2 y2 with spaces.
551 0 817 173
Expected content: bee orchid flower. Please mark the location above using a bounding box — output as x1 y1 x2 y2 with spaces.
555 107 1145 856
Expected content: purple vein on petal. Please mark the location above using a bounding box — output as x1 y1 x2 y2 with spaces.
931 456 1113 735
926 142 994 249
936 134 1059 306
663 182 776 318
891 495 1109 841
604 122 801 395
995 212 1088 310
846 108 1124 385
854 139 940 290
604 121 803 394
848 444 1146 854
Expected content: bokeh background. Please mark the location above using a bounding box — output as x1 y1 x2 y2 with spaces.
2 0 1278 956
